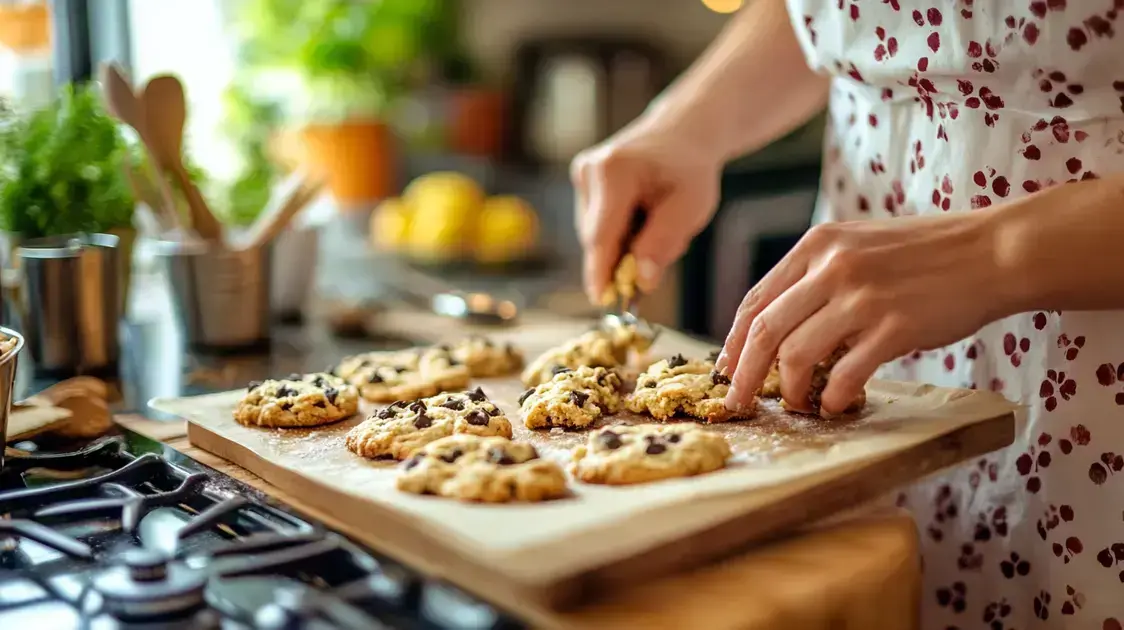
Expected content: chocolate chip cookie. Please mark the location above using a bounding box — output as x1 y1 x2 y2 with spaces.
234 373 359 428
521 325 654 387
447 335 524 377
519 366 624 430
397 435 568 502
345 387 513 460
335 346 470 403
627 353 748 423
571 423 732 485
759 346 866 415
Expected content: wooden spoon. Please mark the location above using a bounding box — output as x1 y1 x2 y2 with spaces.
142 74 225 243
99 63 184 234
240 173 324 250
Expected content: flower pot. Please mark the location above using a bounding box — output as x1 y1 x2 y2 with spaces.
447 87 506 159
300 120 397 207
0 4 49 52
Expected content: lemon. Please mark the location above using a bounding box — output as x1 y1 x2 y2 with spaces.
404 171 485 212
474 196 539 263
370 197 413 252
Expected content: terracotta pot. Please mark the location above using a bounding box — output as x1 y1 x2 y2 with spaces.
300 120 397 206
448 88 506 159
0 4 49 52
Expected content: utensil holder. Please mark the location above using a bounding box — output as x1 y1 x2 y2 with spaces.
17 233 123 378
156 241 272 352
0 326 25 473
270 225 319 323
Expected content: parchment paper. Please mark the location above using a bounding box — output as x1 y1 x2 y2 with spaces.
151 326 1020 584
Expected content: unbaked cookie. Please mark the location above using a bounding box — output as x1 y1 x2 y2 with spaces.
345 387 513 460
447 335 524 377
759 346 866 415
335 346 470 402
520 366 624 430
521 325 653 387
627 353 749 423
397 434 568 502
599 253 639 309
571 423 732 485
235 373 359 428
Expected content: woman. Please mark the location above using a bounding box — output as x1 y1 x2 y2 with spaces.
572 0 1124 627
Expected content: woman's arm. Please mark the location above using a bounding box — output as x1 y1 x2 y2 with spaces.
649 0 830 162
991 175 1124 313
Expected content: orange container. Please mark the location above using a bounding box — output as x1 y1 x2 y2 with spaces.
448 88 505 159
300 120 397 206
0 4 50 52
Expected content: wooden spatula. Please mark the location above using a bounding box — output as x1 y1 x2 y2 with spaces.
239 173 324 250
142 74 225 243
99 63 184 234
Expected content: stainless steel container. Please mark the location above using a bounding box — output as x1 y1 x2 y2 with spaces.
0 326 25 473
156 241 272 351
17 233 122 377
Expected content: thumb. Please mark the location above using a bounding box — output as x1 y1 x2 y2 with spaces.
628 186 714 293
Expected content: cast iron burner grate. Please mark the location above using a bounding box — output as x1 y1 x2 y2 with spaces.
0 431 523 629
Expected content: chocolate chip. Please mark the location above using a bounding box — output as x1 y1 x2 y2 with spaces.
440 449 462 463
643 380 657 388
280 401 293 411
393 365 409 373
377 407 396 419
247 381 262 392
466 387 487 402
390 400 408 409
667 433 681 443
442 398 465 411
408 400 427 414
275 386 296 398
598 431 623 450
313 400 326 409
551 365 572 375
311 375 328 388
404 454 423 470
465 410 490 426
668 354 688 369
447 356 461 366
414 413 433 429
367 371 384 384
518 388 535 405
646 442 667 455
488 447 515 465
487 405 502 416
570 390 589 407
710 370 731 386
325 388 339 404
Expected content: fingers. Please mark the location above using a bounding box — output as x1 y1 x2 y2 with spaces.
580 158 640 302
628 184 715 293
715 247 811 375
775 301 860 412
820 321 903 414
724 276 827 412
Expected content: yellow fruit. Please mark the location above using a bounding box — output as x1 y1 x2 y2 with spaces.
474 195 539 263
403 171 486 260
370 197 413 252
404 171 485 212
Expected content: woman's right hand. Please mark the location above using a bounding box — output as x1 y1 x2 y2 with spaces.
571 115 724 304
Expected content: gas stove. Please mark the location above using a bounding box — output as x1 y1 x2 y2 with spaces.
0 429 523 629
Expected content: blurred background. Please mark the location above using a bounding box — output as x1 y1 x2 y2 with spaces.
0 0 824 405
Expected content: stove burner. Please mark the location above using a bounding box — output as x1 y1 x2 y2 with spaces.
207 576 387 630
92 549 206 620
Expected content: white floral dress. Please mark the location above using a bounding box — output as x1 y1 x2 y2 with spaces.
785 1 1124 628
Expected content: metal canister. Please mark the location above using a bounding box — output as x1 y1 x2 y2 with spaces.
155 241 272 351
0 325 24 473
16 233 122 377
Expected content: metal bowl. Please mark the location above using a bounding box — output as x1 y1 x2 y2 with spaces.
0 325 26 472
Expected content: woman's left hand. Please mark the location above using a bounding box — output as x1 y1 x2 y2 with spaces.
715 211 1017 415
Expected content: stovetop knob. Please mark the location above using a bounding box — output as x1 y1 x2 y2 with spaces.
121 548 169 582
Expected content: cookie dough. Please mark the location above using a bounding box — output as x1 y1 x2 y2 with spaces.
335 346 470 402
521 325 654 387
235 373 360 428
572 423 732 485
397 435 568 503
627 353 749 423
520 366 624 430
447 335 524 378
0 332 18 358
345 387 513 460
759 346 866 414
599 253 639 308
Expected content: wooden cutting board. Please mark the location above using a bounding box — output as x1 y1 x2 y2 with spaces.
154 318 1017 616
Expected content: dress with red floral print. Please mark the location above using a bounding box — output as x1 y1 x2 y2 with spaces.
787 0 1124 627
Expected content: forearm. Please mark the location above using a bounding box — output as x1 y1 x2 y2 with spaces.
990 174 1124 313
647 0 829 162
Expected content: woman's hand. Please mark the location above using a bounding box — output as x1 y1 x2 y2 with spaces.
716 212 1017 414
571 117 724 303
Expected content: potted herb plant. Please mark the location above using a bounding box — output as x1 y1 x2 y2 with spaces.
0 85 137 305
228 0 448 206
